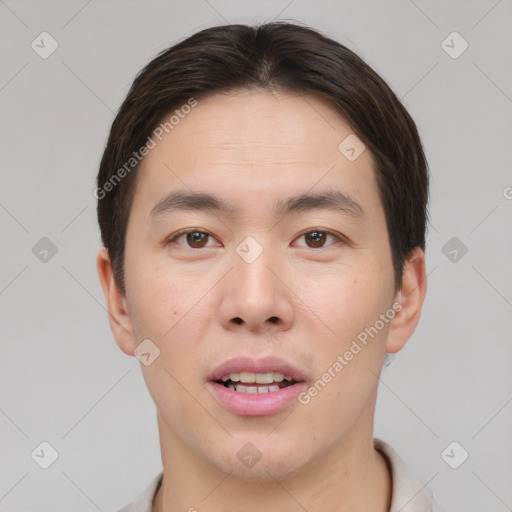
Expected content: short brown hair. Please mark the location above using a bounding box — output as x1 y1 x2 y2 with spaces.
96 21 429 296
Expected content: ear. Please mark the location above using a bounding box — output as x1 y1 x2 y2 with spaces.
385 247 427 354
96 247 137 356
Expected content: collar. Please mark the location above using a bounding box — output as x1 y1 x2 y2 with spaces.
115 437 435 512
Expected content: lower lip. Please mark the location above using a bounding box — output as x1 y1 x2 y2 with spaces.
206 381 307 416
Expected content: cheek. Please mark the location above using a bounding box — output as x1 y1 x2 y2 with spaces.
129 263 220 389
126 254 201 336
133 265 206 396
297 259 385 346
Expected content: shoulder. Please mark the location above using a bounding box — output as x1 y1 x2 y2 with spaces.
374 437 436 512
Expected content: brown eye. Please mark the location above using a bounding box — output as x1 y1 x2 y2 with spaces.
185 231 209 248
304 231 327 248
167 230 214 249
295 229 342 249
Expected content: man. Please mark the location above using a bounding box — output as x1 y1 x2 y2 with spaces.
96 22 440 512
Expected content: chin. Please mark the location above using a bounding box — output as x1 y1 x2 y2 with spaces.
208 438 308 482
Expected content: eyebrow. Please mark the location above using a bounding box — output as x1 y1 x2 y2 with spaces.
148 189 365 221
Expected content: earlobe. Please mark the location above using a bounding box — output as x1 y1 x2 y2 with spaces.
385 247 428 354
96 247 137 356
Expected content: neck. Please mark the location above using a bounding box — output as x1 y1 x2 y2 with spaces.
152 413 391 512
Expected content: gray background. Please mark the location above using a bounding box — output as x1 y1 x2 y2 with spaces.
1 1 511 511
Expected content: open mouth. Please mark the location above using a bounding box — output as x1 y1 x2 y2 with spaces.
216 371 299 394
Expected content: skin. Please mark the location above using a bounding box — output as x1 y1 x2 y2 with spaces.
97 89 427 512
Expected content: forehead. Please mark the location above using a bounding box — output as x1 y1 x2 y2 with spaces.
132 89 380 224
158 89 357 157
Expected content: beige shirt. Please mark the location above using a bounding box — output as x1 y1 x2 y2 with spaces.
115 437 443 512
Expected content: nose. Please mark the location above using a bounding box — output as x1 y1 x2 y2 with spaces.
217 237 294 335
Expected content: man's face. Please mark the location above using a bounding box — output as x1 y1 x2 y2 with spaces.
120 89 398 479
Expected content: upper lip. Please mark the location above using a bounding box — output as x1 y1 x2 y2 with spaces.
208 355 308 383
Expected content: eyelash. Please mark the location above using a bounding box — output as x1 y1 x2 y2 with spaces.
165 228 345 249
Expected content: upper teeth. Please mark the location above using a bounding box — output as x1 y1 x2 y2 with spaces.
220 372 293 383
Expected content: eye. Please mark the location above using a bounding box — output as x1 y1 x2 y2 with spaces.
166 229 218 249
165 228 345 250
293 229 344 249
